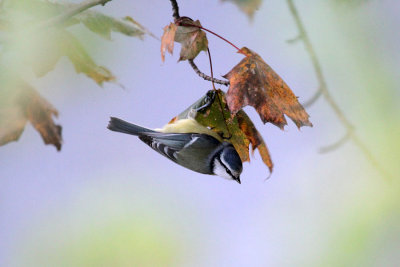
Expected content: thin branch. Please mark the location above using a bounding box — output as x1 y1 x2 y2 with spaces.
287 0 391 180
168 1 231 86
319 131 351 154
36 0 113 30
286 34 303 44
303 87 322 107
350 134 392 180
169 0 180 20
287 0 351 129
188 59 230 86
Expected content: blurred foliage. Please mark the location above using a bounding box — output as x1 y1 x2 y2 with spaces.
319 180 400 266
1 0 399 266
331 0 372 7
0 72 62 150
0 0 148 150
0 0 146 83
2 0 147 40
13 217 181 266
220 0 262 18
314 1 400 264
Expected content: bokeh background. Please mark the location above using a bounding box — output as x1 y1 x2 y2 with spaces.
1 0 399 266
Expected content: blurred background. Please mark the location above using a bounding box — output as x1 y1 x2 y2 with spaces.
0 0 399 266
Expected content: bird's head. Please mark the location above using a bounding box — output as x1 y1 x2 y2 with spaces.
212 143 243 184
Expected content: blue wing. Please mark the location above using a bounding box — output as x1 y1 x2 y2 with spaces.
139 132 220 164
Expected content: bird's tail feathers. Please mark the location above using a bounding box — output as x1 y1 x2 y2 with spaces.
107 117 153 136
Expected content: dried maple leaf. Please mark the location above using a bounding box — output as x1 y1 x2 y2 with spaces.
175 18 208 61
236 110 273 173
161 23 177 62
160 17 208 62
224 47 312 129
169 89 273 173
0 79 62 150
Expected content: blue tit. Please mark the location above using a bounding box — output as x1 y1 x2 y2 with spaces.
107 117 243 183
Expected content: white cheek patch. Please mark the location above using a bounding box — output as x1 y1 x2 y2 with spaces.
213 159 233 180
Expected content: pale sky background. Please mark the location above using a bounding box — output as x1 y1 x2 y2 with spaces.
1 0 399 266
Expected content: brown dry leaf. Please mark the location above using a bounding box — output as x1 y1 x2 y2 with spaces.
236 110 273 172
171 89 273 173
161 22 177 62
0 79 62 150
224 47 312 129
175 18 208 61
160 17 208 62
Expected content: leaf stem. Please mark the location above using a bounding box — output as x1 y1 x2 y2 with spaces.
168 1 230 85
200 26 242 53
178 22 242 54
167 1 231 86
207 48 216 90
215 90 233 139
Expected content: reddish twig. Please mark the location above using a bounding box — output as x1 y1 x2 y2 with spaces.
207 48 216 90
177 21 242 54
169 0 230 86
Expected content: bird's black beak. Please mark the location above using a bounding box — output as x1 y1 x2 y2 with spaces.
234 176 241 184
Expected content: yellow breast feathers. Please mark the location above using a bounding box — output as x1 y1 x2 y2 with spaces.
156 118 223 142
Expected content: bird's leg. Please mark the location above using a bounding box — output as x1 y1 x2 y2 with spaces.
194 90 216 112
222 132 232 140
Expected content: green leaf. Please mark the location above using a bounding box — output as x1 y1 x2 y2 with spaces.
74 13 146 40
13 28 115 85
170 89 273 172
1 0 147 39
60 30 116 85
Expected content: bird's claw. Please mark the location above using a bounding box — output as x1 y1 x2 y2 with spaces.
194 90 216 112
